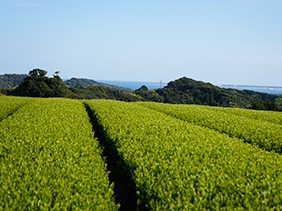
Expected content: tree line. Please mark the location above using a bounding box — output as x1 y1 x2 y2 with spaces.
1 69 281 111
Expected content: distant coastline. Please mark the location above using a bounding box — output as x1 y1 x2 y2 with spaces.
219 85 282 95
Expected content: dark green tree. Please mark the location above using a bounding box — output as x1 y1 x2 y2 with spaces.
12 69 76 98
28 68 47 77
251 99 266 110
133 85 164 102
265 100 278 111
250 99 279 111
135 85 149 92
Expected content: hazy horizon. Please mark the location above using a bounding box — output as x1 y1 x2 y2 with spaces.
1 0 281 86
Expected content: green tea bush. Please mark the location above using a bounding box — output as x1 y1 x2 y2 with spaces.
0 96 32 121
86 100 282 210
136 102 282 153
0 98 118 210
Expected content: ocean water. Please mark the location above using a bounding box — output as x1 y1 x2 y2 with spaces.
241 89 282 95
219 85 282 95
97 80 167 90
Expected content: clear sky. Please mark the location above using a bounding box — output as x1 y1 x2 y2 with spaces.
0 0 282 86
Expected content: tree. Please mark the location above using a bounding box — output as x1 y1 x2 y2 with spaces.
265 100 278 111
135 85 148 92
28 68 47 77
12 69 75 98
53 71 61 80
251 99 266 110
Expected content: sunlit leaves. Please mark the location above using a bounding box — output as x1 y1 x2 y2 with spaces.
0 98 118 210
0 96 32 122
86 99 282 210
136 102 282 153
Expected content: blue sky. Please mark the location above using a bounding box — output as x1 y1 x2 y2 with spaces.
0 0 282 86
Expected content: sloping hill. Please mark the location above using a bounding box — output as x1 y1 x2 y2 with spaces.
69 86 142 101
135 77 279 108
0 74 27 88
64 78 133 92
0 74 133 92
1 74 280 109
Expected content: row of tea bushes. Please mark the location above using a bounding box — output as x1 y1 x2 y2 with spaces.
0 96 32 121
193 104 282 125
136 102 282 154
0 98 118 210
86 99 282 210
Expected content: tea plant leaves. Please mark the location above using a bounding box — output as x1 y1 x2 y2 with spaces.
136 102 282 154
86 100 282 210
0 98 118 210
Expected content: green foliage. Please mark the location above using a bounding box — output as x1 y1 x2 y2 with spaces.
134 86 164 102
86 99 282 210
0 87 14 96
251 99 279 111
0 74 27 88
11 69 78 98
185 103 282 126
135 85 149 92
70 85 142 101
133 77 282 109
28 68 47 77
2 74 282 110
0 96 32 122
0 98 119 210
158 77 279 107
0 74 134 92
0 72 140 100
2 97 282 210
137 102 282 154
64 78 133 92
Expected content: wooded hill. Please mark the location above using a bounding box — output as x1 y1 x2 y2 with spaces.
0 70 141 101
134 77 281 110
0 74 132 92
1 71 281 110
64 78 133 92
0 74 27 88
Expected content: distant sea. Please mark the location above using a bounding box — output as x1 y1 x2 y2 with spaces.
219 85 282 95
97 80 167 90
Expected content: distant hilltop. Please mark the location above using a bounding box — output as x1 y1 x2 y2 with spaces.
64 77 133 92
134 77 281 109
1 73 282 94
0 74 27 88
1 73 282 111
0 74 133 92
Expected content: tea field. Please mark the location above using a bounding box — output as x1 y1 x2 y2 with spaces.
1 96 282 210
